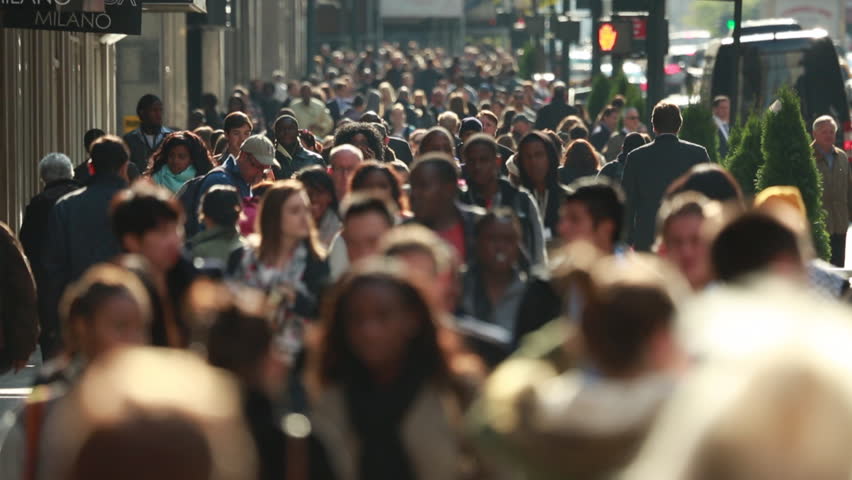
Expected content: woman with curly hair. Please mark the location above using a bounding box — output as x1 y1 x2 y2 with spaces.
146 131 213 193
333 122 385 162
558 138 600 185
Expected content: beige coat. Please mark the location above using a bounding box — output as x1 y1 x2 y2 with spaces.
310 381 481 480
813 143 852 234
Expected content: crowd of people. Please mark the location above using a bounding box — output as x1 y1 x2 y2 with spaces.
2 42 852 479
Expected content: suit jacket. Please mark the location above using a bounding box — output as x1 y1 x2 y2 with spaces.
388 137 413 165
622 134 710 250
813 143 852 234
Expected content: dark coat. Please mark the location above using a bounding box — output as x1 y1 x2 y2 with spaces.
19 179 82 283
406 203 485 265
42 175 127 356
622 134 710 251
123 127 173 174
0 222 39 374
534 101 578 131
388 136 414 165
511 271 562 347
589 123 612 152
275 144 324 180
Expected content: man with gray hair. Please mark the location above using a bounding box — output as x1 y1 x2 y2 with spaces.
19 153 81 355
812 114 852 266
602 106 644 162
328 144 364 200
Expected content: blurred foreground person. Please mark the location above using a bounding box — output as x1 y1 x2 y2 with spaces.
0 221 39 375
0 264 151 480
48 347 256 480
328 193 398 280
656 193 714 291
306 261 486 480
468 254 688 480
623 278 852 480
188 185 247 265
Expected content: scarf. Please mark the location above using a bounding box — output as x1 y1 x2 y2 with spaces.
344 358 429 480
152 165 197 193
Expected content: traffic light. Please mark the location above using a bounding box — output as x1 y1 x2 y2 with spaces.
597 19 634 55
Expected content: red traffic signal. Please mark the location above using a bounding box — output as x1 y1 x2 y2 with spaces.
598 23 618 52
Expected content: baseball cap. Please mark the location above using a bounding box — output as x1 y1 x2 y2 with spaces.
512 114 532 125
240 134 275 166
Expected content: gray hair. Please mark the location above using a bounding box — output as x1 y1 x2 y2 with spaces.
623 107 639 118
39 152 74 184
813 115 838 133
329 144 364 164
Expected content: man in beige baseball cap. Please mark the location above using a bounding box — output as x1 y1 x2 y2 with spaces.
199 134 275 200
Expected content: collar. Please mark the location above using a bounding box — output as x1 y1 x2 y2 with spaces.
277 142 302 161
815 144 836 157
655 133 678 140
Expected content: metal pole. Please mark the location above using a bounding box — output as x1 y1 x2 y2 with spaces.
645 0 665 122
731 0 743 122
306 0 316 76
549 7 557 74
591 0 603 78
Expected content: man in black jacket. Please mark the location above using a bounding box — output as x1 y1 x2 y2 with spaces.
42 135 131 359
622 102 711 251
534 82 578 131
459 135 546 267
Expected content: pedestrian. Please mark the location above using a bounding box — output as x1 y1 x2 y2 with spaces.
0 263 152 480
295 165 341 248
350 160 407 214
201 284 313 480
811 115 852 267
333 121 385 162
389 104 414 139
438 111 462 144
214 112 253 164
458 116 483 145
601 107 643 162
289 83 334 138
272 115 324 180
513 177 626 344
558 138 600 185
73 129 106 182
469 254 685 480
111 183 197 348
590 105 618 152
713 95 732 159
515 131 565 241
200 134 275 199
623 102 710 251
418 126 456 158
123 94 174 174
534 82 578 131
305 261 485 480
711 212 805 283
409 152 484 262
327 144 366 200
146 131 213 194
665 162 745 207
359 111 414 165
192 125 214 153
327 193 398 280
227 180 329 361
43 135 131 359
408 128 427 157
19 153 80 298
187 185 246 265
201 92 223 130
238 181 274 237
459 210 528 366
460 134 546 267
0 221 39 376
477 109 499 136
495 108 516 137
597 131 648 184
510 114 533 144
655 192 714 291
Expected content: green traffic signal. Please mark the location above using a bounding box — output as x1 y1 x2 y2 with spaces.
726 19 735 30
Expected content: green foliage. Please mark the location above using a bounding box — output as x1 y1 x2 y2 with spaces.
518 42 536 80
587 75 611 123
724 111 764 195
756 86 831 260
684 0 760 36
679 104 719 163
608 72 646 129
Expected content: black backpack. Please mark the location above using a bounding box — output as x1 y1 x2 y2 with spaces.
176 166 227 237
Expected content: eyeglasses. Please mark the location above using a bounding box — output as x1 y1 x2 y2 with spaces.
626 116 639 120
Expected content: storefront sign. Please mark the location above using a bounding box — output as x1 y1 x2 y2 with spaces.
0 0 143 35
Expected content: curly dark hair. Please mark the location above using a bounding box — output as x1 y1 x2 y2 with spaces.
333 122 385 162
146 130 213 177
350 160 404 211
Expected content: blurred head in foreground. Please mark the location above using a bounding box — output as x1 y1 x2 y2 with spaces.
56 347 257 480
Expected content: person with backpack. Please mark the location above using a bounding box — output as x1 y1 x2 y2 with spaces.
179 134 275 236
459 134 546 267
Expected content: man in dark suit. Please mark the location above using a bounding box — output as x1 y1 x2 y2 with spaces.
622 102 711 251
534 82 578 131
